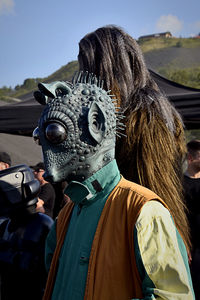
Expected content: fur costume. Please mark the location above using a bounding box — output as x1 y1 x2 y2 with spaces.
78 25 190 252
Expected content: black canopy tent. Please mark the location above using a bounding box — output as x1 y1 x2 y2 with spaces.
0 70 200 136
150 70 200 129
0 98 43 135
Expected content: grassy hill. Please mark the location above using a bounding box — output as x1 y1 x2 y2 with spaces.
138 37 200 52
143 46 200 70
0 61 79 103
16 60 79 102
1 36 200 103
139 37 200 89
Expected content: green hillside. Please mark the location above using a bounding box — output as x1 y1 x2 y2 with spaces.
138 37 200 52
0 61 79 102
139 37 200 89
1 36 200 102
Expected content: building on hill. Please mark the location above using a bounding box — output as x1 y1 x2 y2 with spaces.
139 32 172 40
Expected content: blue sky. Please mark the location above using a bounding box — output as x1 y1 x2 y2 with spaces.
0 0 200 88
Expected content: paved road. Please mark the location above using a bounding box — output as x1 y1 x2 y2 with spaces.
0 132 42 166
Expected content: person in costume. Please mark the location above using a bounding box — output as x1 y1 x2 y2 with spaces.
78 25 190 253
33 72 194 299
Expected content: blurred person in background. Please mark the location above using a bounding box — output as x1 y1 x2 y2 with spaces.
0 151 11 225
31 162 56 219
0 151 11 170
184 139 200 299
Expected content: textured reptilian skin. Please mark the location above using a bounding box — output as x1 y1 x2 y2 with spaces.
33 72 125 183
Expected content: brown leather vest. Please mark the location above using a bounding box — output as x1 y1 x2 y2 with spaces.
43 177 166 300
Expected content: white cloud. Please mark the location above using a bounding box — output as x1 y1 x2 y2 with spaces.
0 0 15 15
156 15 183 35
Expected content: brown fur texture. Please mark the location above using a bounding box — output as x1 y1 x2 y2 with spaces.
78 25 190 252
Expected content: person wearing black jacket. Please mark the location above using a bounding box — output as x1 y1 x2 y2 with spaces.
0 164 54 300
31 162 56 218
184 139 200 299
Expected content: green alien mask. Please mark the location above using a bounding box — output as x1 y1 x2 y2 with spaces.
33 72 125 183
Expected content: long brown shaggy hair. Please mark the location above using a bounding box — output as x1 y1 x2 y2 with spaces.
78 25 191 251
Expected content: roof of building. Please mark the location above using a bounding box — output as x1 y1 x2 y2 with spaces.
139 32 172 39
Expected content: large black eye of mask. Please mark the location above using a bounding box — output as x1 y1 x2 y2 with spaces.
45 122 67 144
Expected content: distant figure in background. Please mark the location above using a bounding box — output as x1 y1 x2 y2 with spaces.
31 162 56 219
0 151 11 170
0 151 11 225
184 139 200 299
0 164 54 300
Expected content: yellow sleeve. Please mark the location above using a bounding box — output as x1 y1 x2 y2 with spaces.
135 201 195 300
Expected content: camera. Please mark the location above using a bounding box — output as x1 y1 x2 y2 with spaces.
0 164 40 217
